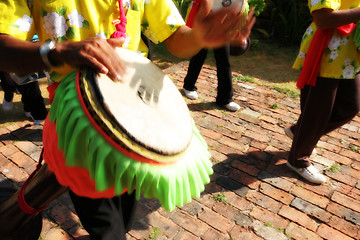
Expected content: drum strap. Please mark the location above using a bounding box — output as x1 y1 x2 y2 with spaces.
17 148 47 215
110 0 127 39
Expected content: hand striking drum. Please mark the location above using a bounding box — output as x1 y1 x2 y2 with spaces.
0 48 213 239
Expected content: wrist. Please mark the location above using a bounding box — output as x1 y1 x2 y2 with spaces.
39 40 63 68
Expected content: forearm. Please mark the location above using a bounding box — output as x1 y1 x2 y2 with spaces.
313 7 360 30
164 26 203 58
0 34 48 73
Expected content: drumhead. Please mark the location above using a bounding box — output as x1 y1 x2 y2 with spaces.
212 0 247 14
79 48 193 160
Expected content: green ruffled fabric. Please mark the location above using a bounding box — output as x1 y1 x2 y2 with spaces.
49 70 213 211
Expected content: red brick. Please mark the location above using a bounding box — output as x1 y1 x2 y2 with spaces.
326 202 360 225
226 191 254 211
326 170 358 186
0 144 18 158
229 169 261 190
0 161 28 182
278 205 318 231
173 230 199 240
13 141 40 157
9 151 37 173
331 191 360 213
202 228 229 240
317 224 354 240
322 150 352 165
242 129 270 143
285 222 322 240
198 207 233 233
147 211 180 238
259 182 294 205
230 226 263 240
49 204 80 230
328 215 359 238
169 211 208 237
231 159 261 176
200 128 223 141
245 190 282 213
250 206 288 230
290 185 329 208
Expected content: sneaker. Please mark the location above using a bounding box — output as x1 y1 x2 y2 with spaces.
224 101 240 112
2 99 13 111
33 119 45 125
284 126 294 139
286 162 326 184
25 112 34 120
182 89 198 100
284 126 317 155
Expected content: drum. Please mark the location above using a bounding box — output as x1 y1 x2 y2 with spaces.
212 0 248 14
42 47 213 212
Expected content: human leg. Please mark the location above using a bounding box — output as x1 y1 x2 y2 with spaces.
69 191 138 240
183 49 207 92
18 81 48 121
213 45 233 105
288 77 339 168
213 45 239 111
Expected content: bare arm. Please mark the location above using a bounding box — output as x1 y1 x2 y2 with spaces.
0 34 126 81
312 7 360 30
164 0 256 58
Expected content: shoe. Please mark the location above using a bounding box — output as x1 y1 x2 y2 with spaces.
25 112 35 120
2 99 13 111
286 162 326 184
33 119 44 125
224 101 240 112
284 126 294 139
284 126 317 155
182 89 198 100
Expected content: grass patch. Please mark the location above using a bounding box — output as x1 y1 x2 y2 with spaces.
147 227 164 240
210 192 228 203
349 144 359 152
327 163 341 173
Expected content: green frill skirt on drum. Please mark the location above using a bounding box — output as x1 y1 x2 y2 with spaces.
43 70 213 212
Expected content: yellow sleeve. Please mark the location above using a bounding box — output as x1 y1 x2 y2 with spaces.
143 0 185 44
0 1 35 40
309 0 341 13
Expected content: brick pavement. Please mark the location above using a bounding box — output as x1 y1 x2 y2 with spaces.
0 62 359 239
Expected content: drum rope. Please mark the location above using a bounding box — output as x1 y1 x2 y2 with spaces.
110 0 127 39
17 148 47 215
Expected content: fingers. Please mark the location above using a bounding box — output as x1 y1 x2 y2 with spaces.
57 37 126 82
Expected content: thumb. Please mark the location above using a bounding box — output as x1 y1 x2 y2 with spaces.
107 37 126 47
196 0 212 19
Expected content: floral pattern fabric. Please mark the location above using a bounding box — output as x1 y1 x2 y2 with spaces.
0 0 184 83
293 0 360 79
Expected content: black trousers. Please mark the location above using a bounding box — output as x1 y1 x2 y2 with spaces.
288 76 360 168
183 45 233 105
0 73 47 120
69 191 138 240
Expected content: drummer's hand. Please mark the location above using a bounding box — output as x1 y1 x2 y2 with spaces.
192 0 249 48
231 7 256 46
51 37 126 82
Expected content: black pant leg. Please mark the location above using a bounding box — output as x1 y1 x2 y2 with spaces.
183 49 208 91
323 75 360 134
69 191 137 240
17 81 48 120
289 77 339 168
213 45 233 105
0 76 15 102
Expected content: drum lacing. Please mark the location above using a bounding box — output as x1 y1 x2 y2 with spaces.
17 148 46 215
110 0 127 39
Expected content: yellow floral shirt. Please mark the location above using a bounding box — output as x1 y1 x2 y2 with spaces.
0 0 184 82
293 0 360 79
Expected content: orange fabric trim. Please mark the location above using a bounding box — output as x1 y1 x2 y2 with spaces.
43 116 120 198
